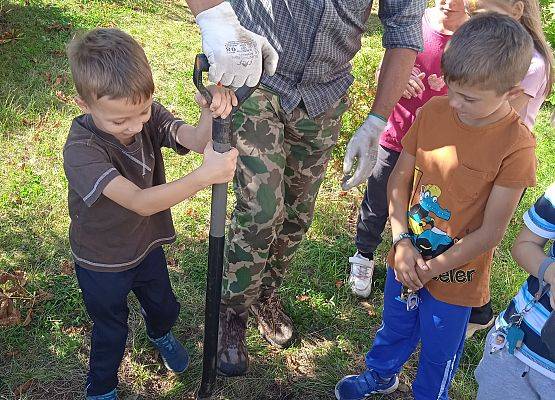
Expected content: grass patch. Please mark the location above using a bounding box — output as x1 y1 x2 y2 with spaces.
0 1 553 399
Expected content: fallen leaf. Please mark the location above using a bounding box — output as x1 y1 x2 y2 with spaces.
59 259 73 275
21 308 32 327
335 280 344 288
0 298 21 327
360 301 376 317
13 379 33 397
4 350 20 358
296 294 310 302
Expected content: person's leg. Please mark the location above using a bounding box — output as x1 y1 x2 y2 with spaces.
219 88 286 375
350 146 400 297
131 247 188 373
222 87 286 314
355 145 400 257
335 268 420 400
364 268 421 375
251 96 348 348
262 95 349 292
475 328 540 400
528 365 555 399
413 288 471 400
76 265 134 397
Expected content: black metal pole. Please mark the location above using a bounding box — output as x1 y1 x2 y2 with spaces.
193 54 258 400
197 118 231 400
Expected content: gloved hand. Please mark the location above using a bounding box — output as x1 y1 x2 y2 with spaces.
196 2 279 87
342 114 387 191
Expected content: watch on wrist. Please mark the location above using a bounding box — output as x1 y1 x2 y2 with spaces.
393 232 412 249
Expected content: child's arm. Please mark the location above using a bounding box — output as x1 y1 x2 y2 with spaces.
176 85 238 153
418 185 523 284
512 226 555 309
102 141 238 216
388 150 428 290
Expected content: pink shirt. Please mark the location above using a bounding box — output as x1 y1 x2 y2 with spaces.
519 49 548 129
380 9 451 153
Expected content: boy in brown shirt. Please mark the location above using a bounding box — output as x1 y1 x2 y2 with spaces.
63 28 238 400
336 13 536 400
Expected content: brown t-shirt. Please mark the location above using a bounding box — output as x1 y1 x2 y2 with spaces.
63 102 189 272
387 97 536 307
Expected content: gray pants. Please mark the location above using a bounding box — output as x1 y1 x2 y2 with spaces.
475 328 555 399
355 145 400 255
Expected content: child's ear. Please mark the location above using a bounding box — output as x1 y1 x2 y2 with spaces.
511 1 524 20
74 96 91 113
507 85 524 101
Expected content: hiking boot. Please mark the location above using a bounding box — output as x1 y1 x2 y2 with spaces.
86 389 118 400
335 370 398 400
466 301 495 339
217 307 249 377
149 331 190 373
348 252 375 298
250 290 294 348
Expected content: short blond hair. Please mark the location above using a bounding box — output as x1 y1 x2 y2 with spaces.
67 28 154 104
442 12 533 94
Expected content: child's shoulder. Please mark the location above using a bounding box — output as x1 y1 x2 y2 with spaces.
64 115 107 159
418 95 450 117
505 114 536 149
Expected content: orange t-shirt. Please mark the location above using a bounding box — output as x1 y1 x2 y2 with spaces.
387 97 537 307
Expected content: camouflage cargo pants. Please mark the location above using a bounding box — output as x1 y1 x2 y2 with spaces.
222 87 349 313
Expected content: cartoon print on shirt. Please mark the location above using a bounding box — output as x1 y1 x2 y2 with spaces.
408 169 454 258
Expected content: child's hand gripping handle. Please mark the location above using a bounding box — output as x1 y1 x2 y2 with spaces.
193 54 259 152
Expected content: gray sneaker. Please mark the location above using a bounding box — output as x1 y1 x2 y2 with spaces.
250 290 294 348
217 307 249 377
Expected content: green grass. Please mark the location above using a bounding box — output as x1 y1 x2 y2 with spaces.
0 1 554 399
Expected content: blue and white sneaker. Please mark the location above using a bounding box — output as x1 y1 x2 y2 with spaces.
86 388 118 400
149 331 190 373
335 370 398 400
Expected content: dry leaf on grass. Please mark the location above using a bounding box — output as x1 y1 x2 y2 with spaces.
13 379 34 397
296 294 310 302
0 270 53 328
60 259 74 275
360 301 377 317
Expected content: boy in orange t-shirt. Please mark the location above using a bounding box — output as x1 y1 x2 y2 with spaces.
335 13 537 400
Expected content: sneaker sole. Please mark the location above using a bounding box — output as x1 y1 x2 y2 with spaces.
334 375 399 399
465 317 495 339
161 355 189 374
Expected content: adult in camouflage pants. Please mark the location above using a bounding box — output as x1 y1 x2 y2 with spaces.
217 87 348 375
214 0 425 378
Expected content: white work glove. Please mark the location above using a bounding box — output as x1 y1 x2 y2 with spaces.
196 2 279 87
342 114 387 191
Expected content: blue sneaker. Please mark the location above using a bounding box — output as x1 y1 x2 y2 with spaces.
335 370 398 400
86 388 118 400
149 331 190 373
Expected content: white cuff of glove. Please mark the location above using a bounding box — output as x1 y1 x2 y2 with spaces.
196 2 239 27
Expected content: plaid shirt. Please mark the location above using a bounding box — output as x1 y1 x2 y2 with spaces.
231 0 425 118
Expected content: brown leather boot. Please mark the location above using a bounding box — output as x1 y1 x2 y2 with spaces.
217 307 249 377
250 290 294 348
